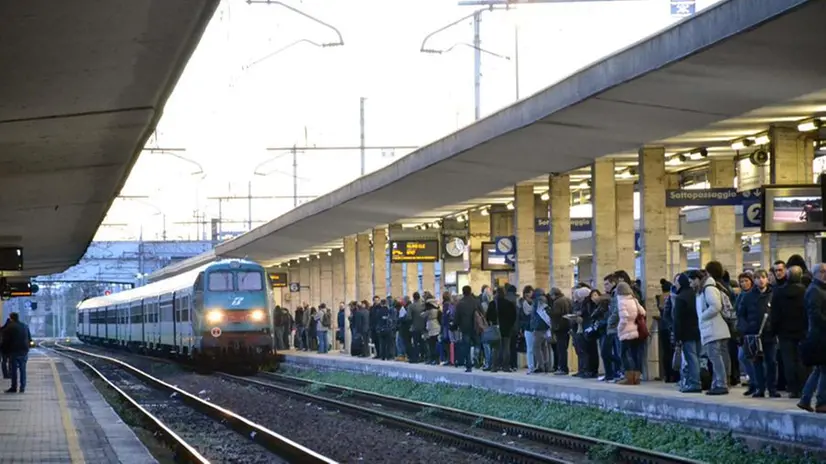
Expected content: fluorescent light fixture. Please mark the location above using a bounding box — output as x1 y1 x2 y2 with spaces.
666 156 682 166
456 214 465 222
480 208 489 216
753 135 770 145
540 191 550 201
578 180 590 189
327 251 332 256
506 202 514 210
798 119 820 132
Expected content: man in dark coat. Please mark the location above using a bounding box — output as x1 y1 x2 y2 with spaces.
2 313 31 393
408 292 427 363
454 286 481 372
672 273 702 393
493 287 517 372
0 318 10 379
771 266 808 398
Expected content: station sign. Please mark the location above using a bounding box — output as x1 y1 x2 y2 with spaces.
390 240 439 263
665 188 762 207
534 217 593 233
268 272 288 288
743 200 763 228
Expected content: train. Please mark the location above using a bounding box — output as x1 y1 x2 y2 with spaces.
76 259 276 372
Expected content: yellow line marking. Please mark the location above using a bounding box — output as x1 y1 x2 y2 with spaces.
50 360 86 464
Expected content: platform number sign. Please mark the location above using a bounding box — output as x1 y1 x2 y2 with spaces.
231 297 244 306
743 200 763 228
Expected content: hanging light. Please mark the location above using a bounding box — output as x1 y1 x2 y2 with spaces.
327 250 332 256
752 134 770 146
480 207 489 216
798 118 821 132
456 214 466 222
540 191 550 201
506 202 514 210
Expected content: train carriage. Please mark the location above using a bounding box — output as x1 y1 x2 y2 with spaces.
76 259 276 371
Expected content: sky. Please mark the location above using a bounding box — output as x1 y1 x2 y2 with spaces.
97 0 723 242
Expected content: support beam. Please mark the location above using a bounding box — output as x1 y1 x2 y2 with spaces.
468 209 491 289
372 228 388 297
709 157 737 274
548 174 572 289
309 256 321 307
592 159 618 281
514 184 536 289
356 233 372 300
534 193 550 290
615 181 636 279
343 236 357 352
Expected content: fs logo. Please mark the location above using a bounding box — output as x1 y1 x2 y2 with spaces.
230 297 245 306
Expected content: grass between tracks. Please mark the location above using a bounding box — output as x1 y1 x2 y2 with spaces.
281 367 818 464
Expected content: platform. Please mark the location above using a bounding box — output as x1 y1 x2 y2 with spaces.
0 349 156 464
284 350 826 448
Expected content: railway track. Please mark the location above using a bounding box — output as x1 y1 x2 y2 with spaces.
51 344 335 464
220 371 704 464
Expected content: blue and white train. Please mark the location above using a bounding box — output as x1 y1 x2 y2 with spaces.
76 259 276 371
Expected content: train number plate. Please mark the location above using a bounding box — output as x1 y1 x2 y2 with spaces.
225 312 247 323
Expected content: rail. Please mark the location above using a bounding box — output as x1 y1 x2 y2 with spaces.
53 343 336 464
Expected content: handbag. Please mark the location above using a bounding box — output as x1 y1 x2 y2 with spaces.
671 344 682 372
635 312 649 341
482 325 501 344
742 313 769 360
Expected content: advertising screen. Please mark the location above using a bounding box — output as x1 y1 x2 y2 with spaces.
762 185 826 233
481 242 514 271
390 240 439 263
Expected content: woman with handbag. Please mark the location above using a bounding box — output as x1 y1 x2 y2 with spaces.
616 282 646 385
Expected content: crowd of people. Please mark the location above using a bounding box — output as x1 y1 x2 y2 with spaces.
0 312 32 393
271 254 825 413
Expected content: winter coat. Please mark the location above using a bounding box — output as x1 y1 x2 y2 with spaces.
737 285 773 339
455 295 480 335
353 308 370 335
493 297 517 336
0 321 30 356
549 296 572 334
409 300 427 332
771 282 808 340
518 298 533 332
606 290 620 334
672 286 700 343
425 308 441 337
695 276 731 345
804 279 826 343
617 294 646 341
530 300 550 332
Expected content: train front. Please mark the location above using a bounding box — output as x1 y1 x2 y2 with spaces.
199 260 275 371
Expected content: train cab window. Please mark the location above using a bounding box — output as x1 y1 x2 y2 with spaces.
208 272 233 291
194 273 204 292
237 271 263 291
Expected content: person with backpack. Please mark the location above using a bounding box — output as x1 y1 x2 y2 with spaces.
689 268 732 396
708 263 740 387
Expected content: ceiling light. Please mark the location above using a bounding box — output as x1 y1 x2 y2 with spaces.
327 251 332 256
731 139 754 150
752 134 770 145
578 180 590 189
540 191 550 201
506 202 514 210
667 156 682 166
798 119 821 132
456 214 466 222
431 222 440 229
339 247 344 252
480 208 489 216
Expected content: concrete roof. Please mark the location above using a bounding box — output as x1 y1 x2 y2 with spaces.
0 0 218 278
157 0 826 275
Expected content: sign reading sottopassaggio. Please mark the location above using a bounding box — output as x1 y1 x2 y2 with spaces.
665 188 762 207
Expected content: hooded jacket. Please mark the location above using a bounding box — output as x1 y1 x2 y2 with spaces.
491 297 517 336
549 290 572 334
617 294 646 341
530 296 551 332
804 279 826 342
455 294 480 335
409 299 427 332
737 284 774 338
771 281 807 340
672 285 700 343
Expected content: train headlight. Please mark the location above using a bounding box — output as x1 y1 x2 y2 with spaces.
206 310 224 324
250 309 265 322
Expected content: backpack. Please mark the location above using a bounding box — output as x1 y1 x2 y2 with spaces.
703 283 735 322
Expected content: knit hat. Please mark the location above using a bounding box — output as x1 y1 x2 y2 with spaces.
574 287 591 302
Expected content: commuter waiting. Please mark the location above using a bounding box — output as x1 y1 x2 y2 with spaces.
1 313 31 393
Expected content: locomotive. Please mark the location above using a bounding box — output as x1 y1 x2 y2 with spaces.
76 259 276 372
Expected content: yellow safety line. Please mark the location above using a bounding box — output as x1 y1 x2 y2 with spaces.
50 360 86 464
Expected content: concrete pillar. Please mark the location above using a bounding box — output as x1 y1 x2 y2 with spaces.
577 257 593 286
535 194 550 290
299 262 310 308
421 263 436 296
768 126 814 265
616 181 636 279
320 253 333 307
734 234 744 275
331 249 345 350
639 146 668 380
287 264 299 313
708 157 737 274
592 159 618 281
468 210 491 290
406 264 419 295
390 262 403 298
665 174 682 279
372 228 388 298
343 236 357 352
514 184 536 289
356 233 372 300
549 175 572 289
309 256 321 307
699 240 711 268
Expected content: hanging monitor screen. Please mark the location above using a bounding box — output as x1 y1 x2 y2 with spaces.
390 240 439 263
0 247 22 271
762 184 826 233
481 242 514 271
269 272 288 288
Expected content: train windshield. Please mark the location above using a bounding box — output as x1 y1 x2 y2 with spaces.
237 271 263 291
208 271 233 291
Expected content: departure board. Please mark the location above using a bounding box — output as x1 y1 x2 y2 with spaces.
390 240 439 263
269 272 288 288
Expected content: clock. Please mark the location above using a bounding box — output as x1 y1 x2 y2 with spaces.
495 236 514 255
445 237 466 257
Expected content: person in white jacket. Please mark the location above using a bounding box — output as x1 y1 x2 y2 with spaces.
688 269 732 395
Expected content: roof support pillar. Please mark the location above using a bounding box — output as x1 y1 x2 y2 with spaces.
320 253 333 310
666 174 683 280
422 263 436 297
372 228 388 298
514 184 536 290
332 248 345 350
299 261 311 309
639 146 667 381
356 233 372 301
388 224 404 298
343 235 357 352
534 193 550 291
468 209 491 291
616 181 636 280
592 159 618 283
548 174 571 290
287 262 299 313
767 126 815 267
406 263 420 296
708 157 738 274
309 255 321 307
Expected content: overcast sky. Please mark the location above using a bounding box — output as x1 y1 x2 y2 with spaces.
97 0 722 242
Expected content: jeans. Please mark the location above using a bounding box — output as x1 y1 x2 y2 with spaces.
801 365 826 408
621 338 643 371
680 340 702 390
317 332 329 353
396 332 406 358
779 338 807 395
459 333 474 370
10 354 27 391
410 330 426 363
600 333 622 379
705 339 730 391
739 346 757 390
1 354 9 378
554 331 570 373
379 332 395 360
297 326 307 350
371 330 380 358
524 330 535 372
753 339 778 393
532 330 551 372
499 336 511 370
